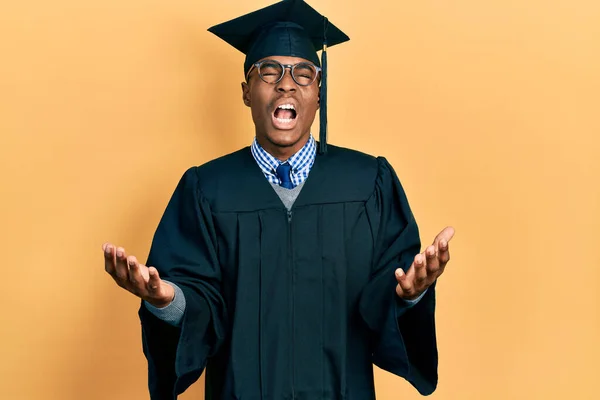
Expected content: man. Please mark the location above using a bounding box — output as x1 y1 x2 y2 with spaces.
103 1 454 399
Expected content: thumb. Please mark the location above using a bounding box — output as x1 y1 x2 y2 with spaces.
149 268 174 299
147 267 162 291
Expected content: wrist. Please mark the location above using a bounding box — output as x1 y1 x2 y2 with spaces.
146 298 172 308
400 288 427 303
146 285 175 308
402 293 421 301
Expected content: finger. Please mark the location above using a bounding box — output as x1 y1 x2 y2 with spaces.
424 246 440 274
114 247 129 281
438 238 451 266
433 226 455 246
395 268 407 297
103 243 116 274
139 262 150 283
419 247 435 281
395 265 415 297
404 250 426 282
395 282 405 298
127 256 144 290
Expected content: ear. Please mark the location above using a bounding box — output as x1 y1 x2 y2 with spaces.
241 82 251 107
317 88 321 110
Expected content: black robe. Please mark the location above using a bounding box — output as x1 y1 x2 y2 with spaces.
138 144 438 399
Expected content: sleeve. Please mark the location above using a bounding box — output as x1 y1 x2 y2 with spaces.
360 157 438 396
143 281 186 327
397 287 427 310
138 167 227 400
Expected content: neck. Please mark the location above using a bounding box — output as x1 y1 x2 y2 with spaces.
257 132 310 161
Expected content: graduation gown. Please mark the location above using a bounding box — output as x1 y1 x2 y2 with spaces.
138 144 438 399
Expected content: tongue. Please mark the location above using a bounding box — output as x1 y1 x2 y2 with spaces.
275 109 294 119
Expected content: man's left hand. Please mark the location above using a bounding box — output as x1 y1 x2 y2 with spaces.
395 226 455 300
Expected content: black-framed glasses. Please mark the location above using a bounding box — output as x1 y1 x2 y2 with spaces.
246 59 321 86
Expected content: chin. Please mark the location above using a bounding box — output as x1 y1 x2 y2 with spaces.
265 129 306 148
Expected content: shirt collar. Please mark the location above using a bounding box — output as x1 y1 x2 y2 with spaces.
251 134 316 175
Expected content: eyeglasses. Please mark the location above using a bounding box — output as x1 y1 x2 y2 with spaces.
246 59 321 86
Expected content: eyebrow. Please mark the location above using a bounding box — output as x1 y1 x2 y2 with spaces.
294 63 312 70
261 61 281 67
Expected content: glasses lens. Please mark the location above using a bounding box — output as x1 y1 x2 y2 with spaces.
258 61 283 83
293 63 317 86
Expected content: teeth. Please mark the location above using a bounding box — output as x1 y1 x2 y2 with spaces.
277 104 295 110
275 118 293 123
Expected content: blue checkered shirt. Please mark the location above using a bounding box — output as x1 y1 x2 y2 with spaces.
250 134 316 188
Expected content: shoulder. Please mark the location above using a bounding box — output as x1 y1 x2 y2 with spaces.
181 146 253 191
194 147 252 177
324 143 378 164
176 147 285 211
320 143 395 184
300 144 397 203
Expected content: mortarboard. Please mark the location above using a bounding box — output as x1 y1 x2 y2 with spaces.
207 0 350 154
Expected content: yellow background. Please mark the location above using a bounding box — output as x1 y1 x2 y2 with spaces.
1 0 598 399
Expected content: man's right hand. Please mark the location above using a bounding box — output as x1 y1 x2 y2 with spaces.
103 243 175 308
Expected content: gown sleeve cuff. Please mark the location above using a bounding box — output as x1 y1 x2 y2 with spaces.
144 280 186 327
396 288 427 317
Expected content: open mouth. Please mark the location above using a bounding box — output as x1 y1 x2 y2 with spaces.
273 103 297 124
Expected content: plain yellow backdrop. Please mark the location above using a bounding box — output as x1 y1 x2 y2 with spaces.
1 0 598 399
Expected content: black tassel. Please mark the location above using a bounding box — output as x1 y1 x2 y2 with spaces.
319 17 329 154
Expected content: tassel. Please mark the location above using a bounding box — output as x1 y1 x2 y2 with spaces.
319 17 329 154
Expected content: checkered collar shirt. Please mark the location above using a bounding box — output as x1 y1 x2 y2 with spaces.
250 134 317 188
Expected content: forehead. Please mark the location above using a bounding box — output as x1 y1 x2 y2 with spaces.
257 55 314 65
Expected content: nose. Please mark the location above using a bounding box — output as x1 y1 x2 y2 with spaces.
275 68 297 93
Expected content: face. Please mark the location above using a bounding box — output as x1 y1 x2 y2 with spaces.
241 56 320 158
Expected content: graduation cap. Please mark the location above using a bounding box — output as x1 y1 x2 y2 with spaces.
208 0 350 154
